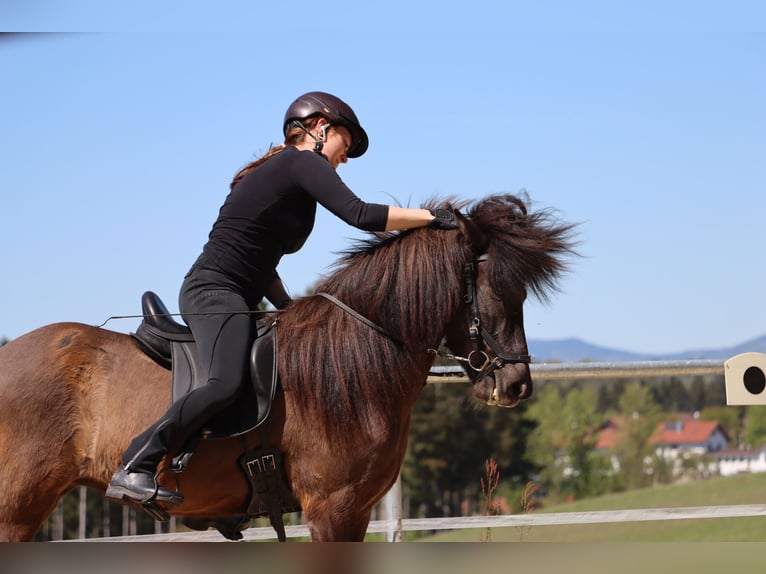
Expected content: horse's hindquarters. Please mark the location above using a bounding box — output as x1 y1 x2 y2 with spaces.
0 323 173 540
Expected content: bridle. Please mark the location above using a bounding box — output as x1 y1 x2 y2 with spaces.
316 253 532 382
448 254 532 381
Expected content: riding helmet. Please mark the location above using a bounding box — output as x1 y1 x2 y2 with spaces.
283 91 369 158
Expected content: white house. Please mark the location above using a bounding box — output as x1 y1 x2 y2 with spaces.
711 446 766 476
586 415 766 479
648 418 729 478
649 419 729 459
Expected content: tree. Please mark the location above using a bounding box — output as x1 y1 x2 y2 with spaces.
744 406 766 449
524 384 568 497
702 375 727 407
402 381 536 517
610 382 662 491
688 377 707 411
525 383 604 501
560 386 608 499
594 378 626 413
650 377 691 412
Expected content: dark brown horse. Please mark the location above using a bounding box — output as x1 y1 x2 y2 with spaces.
0 194 575 541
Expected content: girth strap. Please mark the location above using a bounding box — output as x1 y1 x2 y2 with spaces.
238 427 301 542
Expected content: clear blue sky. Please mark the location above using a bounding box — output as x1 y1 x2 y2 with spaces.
1 1 764 355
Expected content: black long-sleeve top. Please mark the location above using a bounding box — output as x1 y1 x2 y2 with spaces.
200 146 389 296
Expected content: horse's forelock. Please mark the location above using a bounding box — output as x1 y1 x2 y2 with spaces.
468 194 578 303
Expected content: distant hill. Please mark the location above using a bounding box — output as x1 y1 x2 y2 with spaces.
528 334 766 363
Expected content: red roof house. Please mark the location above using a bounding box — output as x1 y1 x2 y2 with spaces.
649 418 729 454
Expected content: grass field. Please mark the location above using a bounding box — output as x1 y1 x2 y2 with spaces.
418 473 766 542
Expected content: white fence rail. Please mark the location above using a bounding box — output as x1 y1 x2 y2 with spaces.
428 358 725 383
71 504 766 542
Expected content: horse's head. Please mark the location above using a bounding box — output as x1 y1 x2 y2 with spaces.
443 195 577 408
443 250 533 408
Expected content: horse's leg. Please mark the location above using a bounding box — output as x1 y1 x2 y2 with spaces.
302 492 374 542
0 458 74 542
0 481 74 542
0 424 76 541
295 441 407 542
0 327 90 540
283 404 412 542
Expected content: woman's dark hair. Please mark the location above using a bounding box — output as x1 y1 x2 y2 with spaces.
229 116 322 190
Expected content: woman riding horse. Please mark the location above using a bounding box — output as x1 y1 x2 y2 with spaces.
0 191 576 541
105 92 459 507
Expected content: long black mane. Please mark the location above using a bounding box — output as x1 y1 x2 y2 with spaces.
278 194 577 436
326 193 576 309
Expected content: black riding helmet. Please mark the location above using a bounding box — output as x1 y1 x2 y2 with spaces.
283 91 369 158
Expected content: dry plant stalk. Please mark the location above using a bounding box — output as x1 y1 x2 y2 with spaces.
516 481 540 542
480 458 501 542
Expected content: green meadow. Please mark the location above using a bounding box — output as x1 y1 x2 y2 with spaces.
418 473 766 542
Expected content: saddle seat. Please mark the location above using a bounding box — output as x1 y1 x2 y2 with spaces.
131 292 192 369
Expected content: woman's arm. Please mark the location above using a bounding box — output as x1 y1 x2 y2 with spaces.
293 151 457 231
264 273 292 310
385 206 458 231
384 206 435 231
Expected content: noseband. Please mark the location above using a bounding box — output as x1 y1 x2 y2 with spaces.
460 254 532 381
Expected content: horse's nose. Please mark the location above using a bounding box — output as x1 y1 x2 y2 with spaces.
517 366 533 400
497 363 533 406
474 362 532 407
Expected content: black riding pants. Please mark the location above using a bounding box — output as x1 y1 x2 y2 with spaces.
122 261 259 473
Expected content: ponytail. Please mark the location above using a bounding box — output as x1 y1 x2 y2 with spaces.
229 144 285 190
229 116 323 191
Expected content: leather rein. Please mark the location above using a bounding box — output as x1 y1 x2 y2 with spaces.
315 254 532 380
315 292 404 346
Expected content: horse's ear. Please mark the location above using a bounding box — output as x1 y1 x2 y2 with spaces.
456 210 488 253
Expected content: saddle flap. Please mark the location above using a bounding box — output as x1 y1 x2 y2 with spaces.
170 341 199 403
180 317 279 440
251 320 279 425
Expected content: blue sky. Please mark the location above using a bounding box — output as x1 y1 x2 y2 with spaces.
1 1 764 355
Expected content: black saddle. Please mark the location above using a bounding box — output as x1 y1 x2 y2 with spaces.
131 291 279 439
129 291 299 541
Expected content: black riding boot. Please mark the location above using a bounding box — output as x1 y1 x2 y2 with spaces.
106 419 184 507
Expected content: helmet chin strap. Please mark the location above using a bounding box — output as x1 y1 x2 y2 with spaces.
289 120 329 155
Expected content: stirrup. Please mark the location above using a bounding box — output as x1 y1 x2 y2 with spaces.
140 500 171 522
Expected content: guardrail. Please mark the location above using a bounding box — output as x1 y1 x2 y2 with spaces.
70 503 766 542
428 359 725 382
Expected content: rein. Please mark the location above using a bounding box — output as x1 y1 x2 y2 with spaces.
316 254 532 380
315 292 404 346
